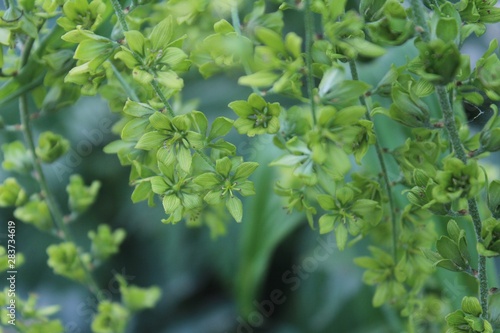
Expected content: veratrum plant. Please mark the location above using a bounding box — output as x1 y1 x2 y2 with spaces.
2 0 500 331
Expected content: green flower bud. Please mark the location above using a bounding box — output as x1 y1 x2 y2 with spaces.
417 39 461 84
91 301 129 333
389 83 430 127
88 225 126 260
66 174 101 214
35 131 70 163
480 127 500 152
0 178 27 207
47 242 90 282
366 0 414 46
229 93 281 137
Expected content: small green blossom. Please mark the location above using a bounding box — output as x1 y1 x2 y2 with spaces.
66 175 101 214
150 162 202 224
57 0 107 31
0 177 27 207
47 242 91 282
135 112 204 172
317 187 382 250
194 157 258 222
91 301 130 333
35 131 70 163
445 296 493 333
229 93 281 137
432 157 483 203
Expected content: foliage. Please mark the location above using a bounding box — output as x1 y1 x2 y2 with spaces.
1 0 500 331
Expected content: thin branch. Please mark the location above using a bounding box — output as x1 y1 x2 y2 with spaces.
19 38 103 301
410 0 489 316
349 59 398 261
110 0 128 32
304 0 317 125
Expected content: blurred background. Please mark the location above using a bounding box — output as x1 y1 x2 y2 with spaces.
1 1 500 332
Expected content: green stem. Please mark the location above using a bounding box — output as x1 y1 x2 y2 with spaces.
109 0 128 32
410 0 489 317
437 85 488 315
110 0 178 118
349 59 398 260
150 78 175 117
304 0 317 125
195 149 216 169
230 6 261 96
409 0 430 42
110 61 139 102
19 38 103 302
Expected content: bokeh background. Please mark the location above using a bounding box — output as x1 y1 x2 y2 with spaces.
1 1 500 332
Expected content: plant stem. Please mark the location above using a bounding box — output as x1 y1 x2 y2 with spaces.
349 60 398 260
109 0 176 117
110 62 139 102
409 0 430 42
230 6 261 96
409 0 488 316
150 78 175 117
304 0 317 125
110 0 129 32
19 38 103 301
437 85 488 315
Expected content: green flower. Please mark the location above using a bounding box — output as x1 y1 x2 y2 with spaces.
47 242 91 282
115 17 190 90
150 162 202 224
416 39 461 84
91 301 130 333
57 0 107 32
88 225 126 260
229 93 281 137
194 157 258 222
0 178 27 207
66 175 101 214
445 296 493 333
432 157 483 203
317 187 382 250
14 196 53 231
35 131 70 163
355 246 407 307
135 112 204 172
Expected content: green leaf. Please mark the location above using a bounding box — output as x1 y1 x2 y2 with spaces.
234 162 259 181
135 131 165 150
214 19 234 34
131 181 152 203
121 118 150 140
226 196 243 222
317 194 335 210
208 117 234 141
149 17 173 51
215 157 232 178
162 194 181 213
194 173 220 187
238 71 280 87
336 223 348 251
122 100 156 117
319 214 335 234
177 146 192 172
372 282 389 307
436 236 466 269
124 30 145 55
